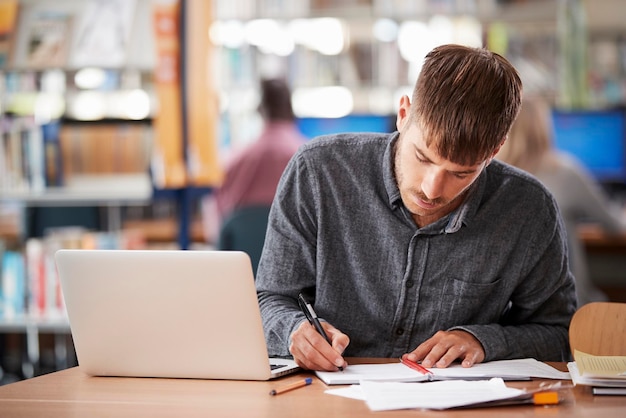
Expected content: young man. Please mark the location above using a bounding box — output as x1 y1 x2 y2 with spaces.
256 44 577 372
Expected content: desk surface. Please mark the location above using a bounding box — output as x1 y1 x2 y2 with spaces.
0 360 624 417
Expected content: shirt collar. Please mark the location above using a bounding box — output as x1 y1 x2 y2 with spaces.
383 132 403 208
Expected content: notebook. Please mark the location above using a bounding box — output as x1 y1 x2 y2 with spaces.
55 249 300 380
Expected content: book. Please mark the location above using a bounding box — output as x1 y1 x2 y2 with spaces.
567 350 626 392
315 358 570 385
1 250 26 317
25 10 72 68
42 121 63 187
69 0 137 68
0 0 19 68
593 387 626 396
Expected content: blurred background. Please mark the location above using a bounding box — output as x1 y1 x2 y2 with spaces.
1 0 625 385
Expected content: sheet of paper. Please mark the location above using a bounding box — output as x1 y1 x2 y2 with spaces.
429 358 570 380
325 385 366 400
315 358 569 385
359 378 525 411
574 350 626 378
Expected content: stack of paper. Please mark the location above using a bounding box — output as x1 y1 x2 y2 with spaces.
326 378 566 411
321 358 570 411
568 350 626 395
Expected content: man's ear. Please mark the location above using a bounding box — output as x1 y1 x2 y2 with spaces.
396 95 411 131
486 137 507 165
490 137 507 158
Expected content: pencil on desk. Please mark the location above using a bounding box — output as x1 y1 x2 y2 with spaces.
269 377 313 396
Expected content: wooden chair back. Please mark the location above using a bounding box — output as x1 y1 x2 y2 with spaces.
569 302 626 356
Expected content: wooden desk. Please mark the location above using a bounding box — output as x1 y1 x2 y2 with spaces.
0 360 624 417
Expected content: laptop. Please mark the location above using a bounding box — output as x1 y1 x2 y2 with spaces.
55 249 300 380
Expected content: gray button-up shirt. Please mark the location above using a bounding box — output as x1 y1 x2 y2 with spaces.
256 132 577 362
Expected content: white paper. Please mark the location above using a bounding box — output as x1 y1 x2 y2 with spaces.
325 385 366 400
429 358 570 380
360 378 525 411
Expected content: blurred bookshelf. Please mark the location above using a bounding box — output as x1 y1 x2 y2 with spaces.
0 0 214 249
0 0 208 385
1 0 160 248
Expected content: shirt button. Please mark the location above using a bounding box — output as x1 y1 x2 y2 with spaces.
396 328 404 336
406 280 414 288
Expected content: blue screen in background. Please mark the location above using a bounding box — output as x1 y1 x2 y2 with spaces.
297 114 395 139
552 109 626 182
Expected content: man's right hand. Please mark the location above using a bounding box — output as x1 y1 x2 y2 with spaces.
289 320 349 371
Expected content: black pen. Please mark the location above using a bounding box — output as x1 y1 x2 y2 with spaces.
297 293 343 371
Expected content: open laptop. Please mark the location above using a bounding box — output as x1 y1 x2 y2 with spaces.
55 249 300 380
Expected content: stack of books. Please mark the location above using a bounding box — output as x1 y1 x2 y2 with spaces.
568 350 626 395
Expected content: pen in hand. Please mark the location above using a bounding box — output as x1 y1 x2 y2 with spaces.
297 293 344 371
269 377 313 396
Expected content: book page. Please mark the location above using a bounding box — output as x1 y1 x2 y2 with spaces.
574 350 626 378
430 358 570 380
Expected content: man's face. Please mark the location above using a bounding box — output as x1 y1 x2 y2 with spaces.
394 99 491 226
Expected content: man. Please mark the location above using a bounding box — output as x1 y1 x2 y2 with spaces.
202 78 306 244
256 44 577 372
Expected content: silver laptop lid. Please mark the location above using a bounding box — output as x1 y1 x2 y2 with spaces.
56 249 285 380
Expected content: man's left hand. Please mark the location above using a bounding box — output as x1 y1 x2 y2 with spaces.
403 330 485 368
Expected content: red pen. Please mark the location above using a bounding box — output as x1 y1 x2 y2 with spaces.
400 357 433 375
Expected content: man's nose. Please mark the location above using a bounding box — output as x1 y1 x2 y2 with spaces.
421 169 444 200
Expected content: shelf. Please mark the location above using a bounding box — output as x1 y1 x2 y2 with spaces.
123 217 206 244
0 313 70 334
0 174 153 207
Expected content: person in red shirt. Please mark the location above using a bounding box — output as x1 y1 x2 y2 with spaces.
202 78 306 268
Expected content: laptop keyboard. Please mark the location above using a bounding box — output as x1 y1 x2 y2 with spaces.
270 363 287 370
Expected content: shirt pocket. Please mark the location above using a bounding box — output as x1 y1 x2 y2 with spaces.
435 275 509 329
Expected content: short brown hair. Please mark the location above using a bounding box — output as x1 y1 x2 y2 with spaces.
259 78 295 121
412 44 522 165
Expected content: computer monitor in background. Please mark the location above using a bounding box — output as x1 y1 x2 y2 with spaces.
551 108 626 185
297 114 395 139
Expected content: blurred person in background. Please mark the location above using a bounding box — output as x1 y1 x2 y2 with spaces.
497 96 626 306
202 78 306 271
